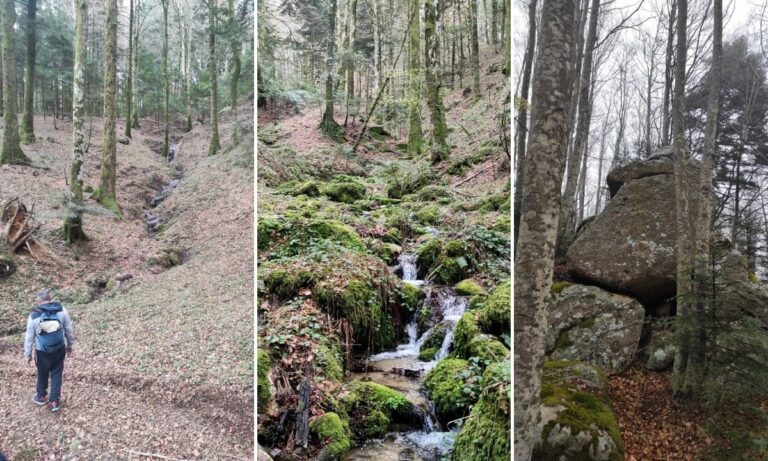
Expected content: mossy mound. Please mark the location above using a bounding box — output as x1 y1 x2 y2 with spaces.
309 412 352 461
257 218 283 251
452 362 511 461
260 218 366 257
263 250 407 353
419 347 438 361
316 344 344 382
416 239 442 274
468 334 509 362
257 349 272 413
477 279 511 336
415 205 441 225
291 180 321 197
386 168 436 199
320 180 367 203
423 358 475 424
534 360 623 461
454 312 480 358
400 282 423 313
367 239 401 265
551 281 575 295
455 279 486 296
343 381 419 439
414 239 475 284
416 185 453 202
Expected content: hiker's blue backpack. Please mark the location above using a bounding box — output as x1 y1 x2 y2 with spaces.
37 307 65 353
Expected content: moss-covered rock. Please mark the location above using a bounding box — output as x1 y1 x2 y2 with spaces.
291 180 321 197
309 412 352 461
452 362 511 460
423 358 474 423
400 282 423 313
418 322 448 361
415 205 441 225
416 185 453 202
454 312 480 358
257 218 283 251
477 280 510 336
257 350 272 413
416 239 442 273
432 254 468 285
646 329 675 371
263 269 315 300
550 281 575 295
468 334 509 362
343 381 419 439
367 239 401 265
320 181 367 203
455 279 486 296
534 360 623 461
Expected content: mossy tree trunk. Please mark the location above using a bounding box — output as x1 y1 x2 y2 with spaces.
161 0 169 158
502 0 511 76
228 0 241 142
208 0 221 155
405 0 422 156
124 0 133 138
95 0 120 216
319 0 342 140
185 26 192 131
63 0 88 242
20 0 36 144
343 0 357 127
469 0 480 98
0 0 29 165
131 0 140 128
424 0 447 159
514 0 575 457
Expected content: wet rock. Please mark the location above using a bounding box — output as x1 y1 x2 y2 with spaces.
342 382 421 440
646 329 675 371
534 360 623 461
257 444 273 461
547 284 644 372
423 358 474 424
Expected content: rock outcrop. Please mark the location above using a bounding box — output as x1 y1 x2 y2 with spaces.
566 150 698 305
548 284 644 372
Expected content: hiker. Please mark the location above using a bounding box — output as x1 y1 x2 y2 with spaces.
23 289 75 412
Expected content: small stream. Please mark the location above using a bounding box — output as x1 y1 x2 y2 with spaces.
345 253 466 461
144 142 182 232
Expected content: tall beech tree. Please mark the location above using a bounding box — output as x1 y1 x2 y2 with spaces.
0 0 29 165
207 0 221 155
20 0 37 144
424 0 447 158
514 0 575 457
125 0 134 138
95 0 120 214
406 0 423 155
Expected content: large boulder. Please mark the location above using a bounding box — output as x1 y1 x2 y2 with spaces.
566 151 698 305
534 360 624 461
547 284 644 372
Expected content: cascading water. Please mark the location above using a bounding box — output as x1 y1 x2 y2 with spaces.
346 253 466 460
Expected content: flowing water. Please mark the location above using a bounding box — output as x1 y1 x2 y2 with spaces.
345 253 466 461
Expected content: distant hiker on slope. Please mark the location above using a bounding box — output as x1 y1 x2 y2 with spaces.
23 289 75 412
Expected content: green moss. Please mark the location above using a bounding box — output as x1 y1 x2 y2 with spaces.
750 271 759 284
257 350 272 412
316 344 344 382
577 317 596 328
416 185 452 202
305 220 366 251
309 412 352 461
550 281 575 295
415 205 441 224
444 240 468 257
257 218 283 251
432 255 467 284
95 192 122 218
343 381 416 439
477 280 511 336
264 269 314 300
362 410 390 438
321 181 366 203
469 334 510 362
454 312 480 358
291 180 321 197
400 282 423 313
455 279 486 296
382 227 402 244
423 358 474 423
367 239 400 264
416 239 442 271
554 330 574 350
419 347 438 361
452 362 511 461
490 215 510 234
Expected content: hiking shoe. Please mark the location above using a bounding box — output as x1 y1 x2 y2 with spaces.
32 394 47 405
49 401 61 412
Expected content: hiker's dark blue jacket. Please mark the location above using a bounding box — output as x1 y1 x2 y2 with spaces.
23 302 75 358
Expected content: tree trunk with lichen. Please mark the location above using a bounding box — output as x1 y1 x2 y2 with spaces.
514 0 575 457
228 0 241 111
208 0 221 155
63 0 88 242
406 0 422 155
20 0 36 144
132 0 140 129
162 0 169 158
319 0 342 141
0 0 29 165
424 0 447 159
469 0 480 98
125 0 133 138
94 0 120 216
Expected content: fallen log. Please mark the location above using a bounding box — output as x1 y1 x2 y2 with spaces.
1 198 62 265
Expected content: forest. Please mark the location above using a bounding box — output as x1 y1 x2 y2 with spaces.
515 0 768 459
0 0 255 458
256 0 511 457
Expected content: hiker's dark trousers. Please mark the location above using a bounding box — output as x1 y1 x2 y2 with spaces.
35 348 66 402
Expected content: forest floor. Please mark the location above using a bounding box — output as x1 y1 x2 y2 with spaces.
0 102 254 460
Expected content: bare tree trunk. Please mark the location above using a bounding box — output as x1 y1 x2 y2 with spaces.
406 0 423 155
125 0 133 137
344 0 358 127
578 132 589 224
662 0 676 145
424 0 447 159
513 0 537 249
557 0 599 256
320 0 342 139
208 0 221 155
64 0 88 242
594 114 608 214
469 0 481 98
514 0 575 458
132 0 141 128
671 0 694 392
20 0 36 144
162 0 169 158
